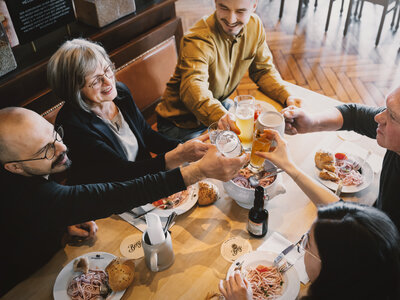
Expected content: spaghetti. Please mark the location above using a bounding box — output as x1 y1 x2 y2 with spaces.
245 265 284 300
67 269 109 300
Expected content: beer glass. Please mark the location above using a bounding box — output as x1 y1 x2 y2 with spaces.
215 131 243 158
256 111 285 136
249 128 272 171
208 121 229 144
234 95 255 151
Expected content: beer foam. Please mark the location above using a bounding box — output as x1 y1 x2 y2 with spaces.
259 112 283 126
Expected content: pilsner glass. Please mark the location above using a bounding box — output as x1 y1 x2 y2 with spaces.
234 95 255 151
249 128 272 171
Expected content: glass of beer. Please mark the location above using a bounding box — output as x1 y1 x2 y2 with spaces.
249 128 272 171
208 121 229 144
234 95 255 151
215 131 243 158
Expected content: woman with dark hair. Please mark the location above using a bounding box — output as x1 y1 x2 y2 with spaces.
48 38 211 185
220 130 400 300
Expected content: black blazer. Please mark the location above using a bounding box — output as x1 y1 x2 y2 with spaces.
56 82 180 184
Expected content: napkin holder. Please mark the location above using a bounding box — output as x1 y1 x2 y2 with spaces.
73 0 136 28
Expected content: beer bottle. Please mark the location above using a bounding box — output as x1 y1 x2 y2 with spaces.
247 186 268 238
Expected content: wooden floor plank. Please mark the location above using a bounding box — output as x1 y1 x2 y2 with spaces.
175 0 400 107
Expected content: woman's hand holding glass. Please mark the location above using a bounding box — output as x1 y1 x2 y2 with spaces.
254 129 295 172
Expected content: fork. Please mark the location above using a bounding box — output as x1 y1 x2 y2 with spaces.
234 260 244 272
278 261 294 273
335 180 343 197
273 243 296 267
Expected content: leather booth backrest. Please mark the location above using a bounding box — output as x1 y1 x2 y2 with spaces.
115 36 178 112
41 101 65 124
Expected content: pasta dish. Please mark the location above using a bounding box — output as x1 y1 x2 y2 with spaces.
67 269 109 300
245 265 284 300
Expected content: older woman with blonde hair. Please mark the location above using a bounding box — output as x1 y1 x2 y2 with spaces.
49 38 210 185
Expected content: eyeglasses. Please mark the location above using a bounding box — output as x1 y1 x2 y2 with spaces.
5 126 64 164
87 64 115 89
296 232 321 263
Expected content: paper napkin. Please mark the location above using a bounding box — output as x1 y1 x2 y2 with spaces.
257 231 310 284
119 205 172 232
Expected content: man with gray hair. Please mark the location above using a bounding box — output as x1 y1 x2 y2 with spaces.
0 107 248 295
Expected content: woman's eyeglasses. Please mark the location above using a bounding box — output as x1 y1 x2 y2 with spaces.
4 126 64 164
296 232 321 262
88 64 115 89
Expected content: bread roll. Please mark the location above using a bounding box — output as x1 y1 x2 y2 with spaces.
319 169 340 182
198 182 219 206
106 257 135 292
315 150 335 170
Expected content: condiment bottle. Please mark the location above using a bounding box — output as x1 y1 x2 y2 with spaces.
247 186 268 238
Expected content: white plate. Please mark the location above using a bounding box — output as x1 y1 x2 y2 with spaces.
53 252 125 300
227 251 300 300
315 154 374 193
140 184 199 218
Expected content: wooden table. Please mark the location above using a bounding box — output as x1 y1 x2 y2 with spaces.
3 86 385 300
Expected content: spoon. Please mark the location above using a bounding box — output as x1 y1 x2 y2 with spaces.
249 169 285 187
249 172 264 187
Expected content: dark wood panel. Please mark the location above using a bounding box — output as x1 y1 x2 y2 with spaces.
0 0 178 109
24 17 183 114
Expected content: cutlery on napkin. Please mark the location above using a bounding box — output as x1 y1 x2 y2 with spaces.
258 232 310 284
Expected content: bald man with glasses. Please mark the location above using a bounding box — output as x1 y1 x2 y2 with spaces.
0 107 248 296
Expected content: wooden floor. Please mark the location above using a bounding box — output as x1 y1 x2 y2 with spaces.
176 0 400 106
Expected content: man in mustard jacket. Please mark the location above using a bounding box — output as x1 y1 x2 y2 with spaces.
156 0 301 141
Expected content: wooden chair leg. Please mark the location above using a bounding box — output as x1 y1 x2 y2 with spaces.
344 0 354 36
391 0 399 28
325 0 335 32
396 2 400 29
279 0 285 19
358 0 364 19
354 0 360 17
297 0 303 23
376 4 388 46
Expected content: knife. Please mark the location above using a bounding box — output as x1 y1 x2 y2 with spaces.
273 243 296 266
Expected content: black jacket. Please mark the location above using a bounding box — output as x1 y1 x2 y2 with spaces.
0 167 185 296
56 82 180 184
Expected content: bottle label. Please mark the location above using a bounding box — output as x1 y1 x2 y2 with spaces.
247 219 263 236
